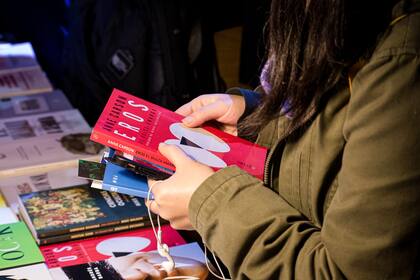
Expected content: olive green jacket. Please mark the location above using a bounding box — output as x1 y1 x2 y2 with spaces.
189 1 420 279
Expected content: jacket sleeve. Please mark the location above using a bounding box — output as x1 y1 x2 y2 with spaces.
188 53 420 278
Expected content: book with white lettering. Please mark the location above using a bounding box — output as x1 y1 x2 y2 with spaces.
0 89 72 119
0 263 53 280
40 224 185 268
18 185 154 244
0 222 44 270
90 89 267 179
49 242 209 280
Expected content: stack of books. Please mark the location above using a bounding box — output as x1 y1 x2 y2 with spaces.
82 88 267 200
0 42 214 280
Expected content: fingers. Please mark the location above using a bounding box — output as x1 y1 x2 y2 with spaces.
158 143 191 168
182 100 229 127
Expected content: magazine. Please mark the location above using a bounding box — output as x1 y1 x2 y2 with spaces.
90 88 267 179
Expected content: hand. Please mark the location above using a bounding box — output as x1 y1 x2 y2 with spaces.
146 143 214 230
176 94 245 135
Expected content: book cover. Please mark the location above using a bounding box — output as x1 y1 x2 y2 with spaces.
0 109 92 144
0 67 53 98
18 185 152 239
0 192 18 224
0 263 53 280
0 222 44 270
90 88 267 179
0 89 72 119
91 161 150 199
0 167 88 214
41 224 186 268
0 133 103 179
49 242 208 280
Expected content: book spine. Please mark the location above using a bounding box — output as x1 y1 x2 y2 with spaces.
90 128 174 171
38 221 151 245
38 215 149 238
93 181 150 200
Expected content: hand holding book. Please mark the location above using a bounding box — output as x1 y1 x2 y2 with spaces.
146 142 214 230
175 93 246 136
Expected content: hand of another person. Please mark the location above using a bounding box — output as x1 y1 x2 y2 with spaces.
146 143 214 230
176 94 245 135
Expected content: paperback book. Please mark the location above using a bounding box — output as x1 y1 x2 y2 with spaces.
41 224 186 268
0 89 72 119
18 185 155 244
0 263 53 280
0 66 53 98
90 161 151 199
90 88 267 179
0 109 92 144
0 222 44 270
49 242 209 280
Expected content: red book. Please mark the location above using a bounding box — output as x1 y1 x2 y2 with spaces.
90 89 267 179
40 225 185 268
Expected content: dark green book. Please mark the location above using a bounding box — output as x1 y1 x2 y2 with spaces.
18 184 153 243
0 222 44 270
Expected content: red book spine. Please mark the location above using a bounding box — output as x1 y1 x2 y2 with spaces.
91 127 175 171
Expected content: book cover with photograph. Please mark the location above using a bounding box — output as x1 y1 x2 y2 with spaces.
0 222 44 270
49 242 208 280
0 109 91 144
41 225 186 268
90 89 267 179
18 185 153 240
0 263 53 280
0 89 72 119
0 133 103 178
0 167 88 214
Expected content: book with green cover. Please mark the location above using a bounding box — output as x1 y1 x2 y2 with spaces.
0 221 44 270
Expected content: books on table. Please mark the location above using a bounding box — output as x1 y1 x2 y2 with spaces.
0 222 44 270
90 88 268 180
0 109 103 178
0 89 72 119
0 42 52 98
18 184 156 245
41 224 186 268
0 167 88 214
49 242 209 280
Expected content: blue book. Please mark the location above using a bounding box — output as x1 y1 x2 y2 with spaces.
92 161 152 199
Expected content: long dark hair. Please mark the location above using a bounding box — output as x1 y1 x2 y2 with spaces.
239 0 397 139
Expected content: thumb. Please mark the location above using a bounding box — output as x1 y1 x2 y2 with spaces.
158 143 192 168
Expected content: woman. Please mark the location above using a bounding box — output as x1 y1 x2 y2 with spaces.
147 0 420 279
